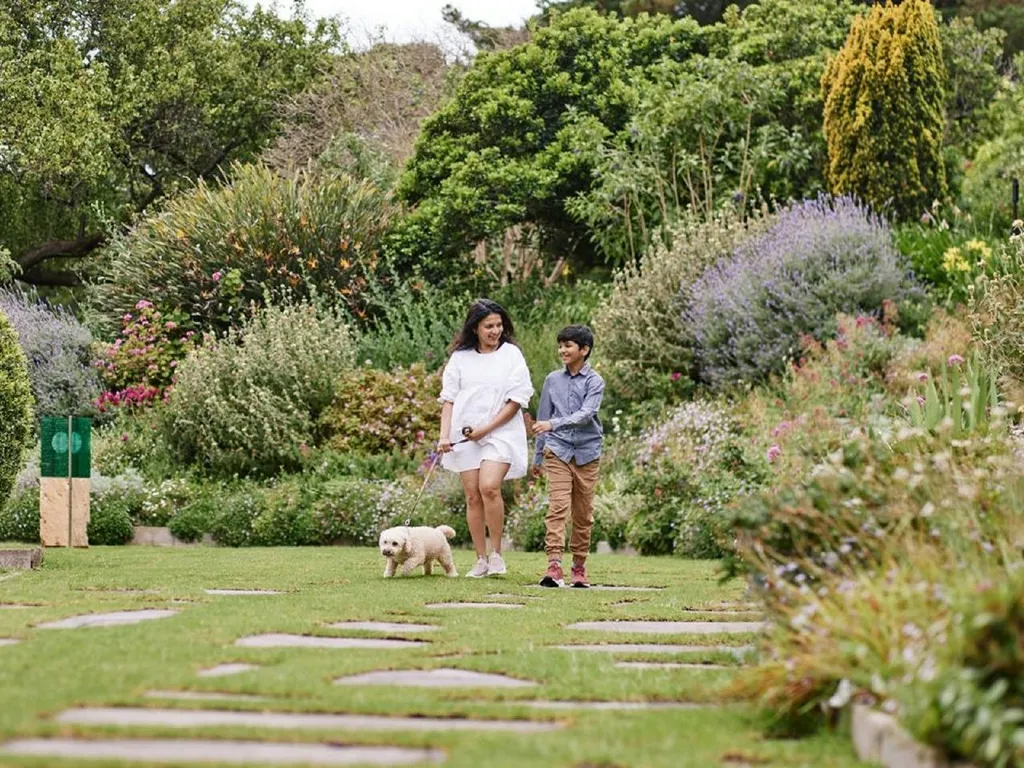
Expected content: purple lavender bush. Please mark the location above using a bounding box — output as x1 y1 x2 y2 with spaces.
686 196 921 388
0 288 100 418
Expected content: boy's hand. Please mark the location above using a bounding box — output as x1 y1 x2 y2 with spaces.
531 464 544 478
532 420 553 435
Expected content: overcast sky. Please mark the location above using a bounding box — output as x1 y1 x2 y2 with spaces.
253 1 538 46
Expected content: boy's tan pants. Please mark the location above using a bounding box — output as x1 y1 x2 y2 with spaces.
543 451 600 560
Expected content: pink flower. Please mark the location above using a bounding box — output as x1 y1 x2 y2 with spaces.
766 444 782 463
917 396 926 406
123 313 132 322
165 321 177 330
120 433 129 442
416 430 426 442
947 354 964 366
135 300 153 310
169 360 178 368
670 372 682 382
917 372 928 383
212 271 223 282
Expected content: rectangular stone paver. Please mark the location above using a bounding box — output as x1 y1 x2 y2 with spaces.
527 585 665 592
508 701 704 711
1 738 445 765
0 639 20 647
144 691 270 702
615 662 732 670
567 621 766 634
37 610 179 630
56 707 564 734
425 603 523 609
235 634 426 649
335 669 536 688
327 622 439 633
205 589 282 596
198 663 259 678
553 643 754 655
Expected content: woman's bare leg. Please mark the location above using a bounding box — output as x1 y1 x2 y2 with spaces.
478 460 511 554
461 470 487 558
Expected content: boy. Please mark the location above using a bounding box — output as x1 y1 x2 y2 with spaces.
531 325 605 588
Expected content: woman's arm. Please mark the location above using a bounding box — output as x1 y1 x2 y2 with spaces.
466 400 521 441
438 401 454 452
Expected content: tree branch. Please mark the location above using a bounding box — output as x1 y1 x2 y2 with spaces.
15 232 106 272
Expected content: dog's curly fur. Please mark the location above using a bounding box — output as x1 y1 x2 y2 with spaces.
379 525 458 578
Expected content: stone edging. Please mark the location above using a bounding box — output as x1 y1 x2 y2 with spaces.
850 704 977 768
0 547 43 569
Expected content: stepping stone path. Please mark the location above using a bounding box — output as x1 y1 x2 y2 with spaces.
567 620 766 635
56 707 564 734
205 589 282 595
327 621 439 633
335 669 536 689
198 663 259 678
236 634 426 649
37 609 178 630
425 602 523 609
144 690 270 702
615 662 732 670
0 639 20 647
1 738 445 765
554 643 754 655
0 604 33 609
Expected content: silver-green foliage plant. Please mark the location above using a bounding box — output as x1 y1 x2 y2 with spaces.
163 301 356 477
0 306 34 511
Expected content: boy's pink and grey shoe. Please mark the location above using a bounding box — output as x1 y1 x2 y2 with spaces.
571 563 589 588
539 561 564 588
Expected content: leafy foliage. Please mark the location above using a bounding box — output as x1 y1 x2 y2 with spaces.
687 197 920 388
163 301 356 477
0 287 100 418
0 0 338 287
94 164 395 336
822 0 948 220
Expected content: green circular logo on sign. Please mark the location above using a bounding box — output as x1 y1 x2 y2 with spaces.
50 432 83 454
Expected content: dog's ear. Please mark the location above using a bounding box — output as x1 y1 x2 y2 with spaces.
395 528 410 551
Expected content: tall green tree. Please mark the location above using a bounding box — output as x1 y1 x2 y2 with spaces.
536 0 757 26
0 0 338 287
822 0 948 220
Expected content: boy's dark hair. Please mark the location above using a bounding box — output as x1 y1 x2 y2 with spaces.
557 324 595 359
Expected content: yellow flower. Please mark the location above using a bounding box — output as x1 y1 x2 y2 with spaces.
964 239 992 263
942 247 970 274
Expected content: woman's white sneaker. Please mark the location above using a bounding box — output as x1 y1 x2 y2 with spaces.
486 552 507 576
466 557 489 578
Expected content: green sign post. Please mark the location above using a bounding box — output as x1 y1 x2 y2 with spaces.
39 417 91 547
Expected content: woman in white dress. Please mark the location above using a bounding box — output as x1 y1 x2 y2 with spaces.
438 299 534 578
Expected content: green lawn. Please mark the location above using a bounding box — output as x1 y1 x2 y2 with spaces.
0 548 864 767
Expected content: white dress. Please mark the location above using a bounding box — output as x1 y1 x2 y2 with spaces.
439 343 534 479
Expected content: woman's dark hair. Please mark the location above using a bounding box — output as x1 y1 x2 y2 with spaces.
451 299 516 352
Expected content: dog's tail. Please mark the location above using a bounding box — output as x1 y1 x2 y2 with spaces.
436 525 456 540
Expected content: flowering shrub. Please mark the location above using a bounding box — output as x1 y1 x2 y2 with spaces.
94 163 395 335
624 400 764 557
504 480 549 553
95 300 197 412
593 210 775 401
318 364 440 455
687 196 922 388
970 228 1024 385
163 301 356 477
0 488 38 542
0 306 33 512
0 288 100 418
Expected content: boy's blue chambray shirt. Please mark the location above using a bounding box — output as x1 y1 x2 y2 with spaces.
533 363 605 467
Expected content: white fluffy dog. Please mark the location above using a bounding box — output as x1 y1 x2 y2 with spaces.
379 525 458 578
